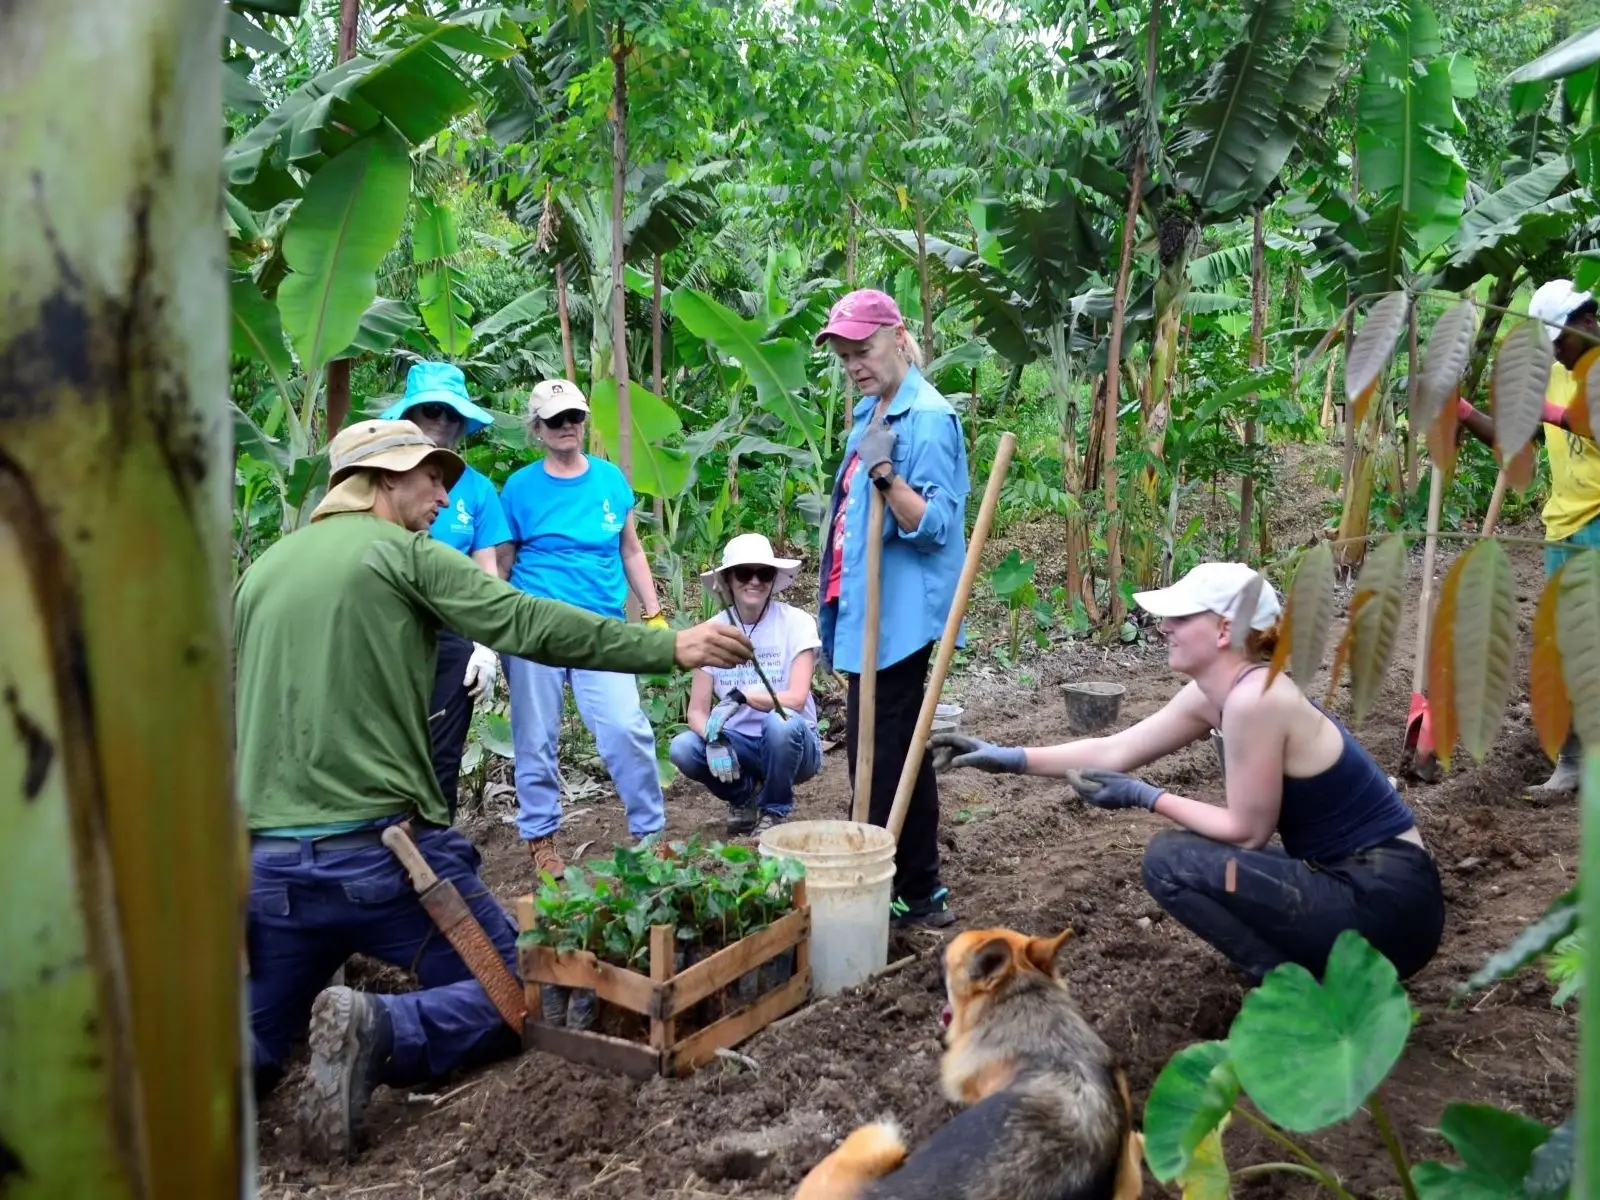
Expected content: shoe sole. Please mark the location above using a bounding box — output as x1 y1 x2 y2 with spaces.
300 989 364 1163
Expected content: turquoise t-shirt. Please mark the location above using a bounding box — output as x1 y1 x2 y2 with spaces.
502 456 634 618
430 465 511 556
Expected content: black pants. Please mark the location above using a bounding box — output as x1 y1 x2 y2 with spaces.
429 629 475 821
1141 829 1446 982
845 642 942 903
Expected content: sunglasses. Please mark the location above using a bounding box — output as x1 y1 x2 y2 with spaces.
542 409 586 429
412 402 463 424
730 565 777 585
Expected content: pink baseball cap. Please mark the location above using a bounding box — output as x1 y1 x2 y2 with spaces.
815 288 905 346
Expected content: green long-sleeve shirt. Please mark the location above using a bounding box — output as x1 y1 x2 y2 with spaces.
234 514 676 830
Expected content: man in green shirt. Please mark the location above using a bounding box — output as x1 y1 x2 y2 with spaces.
240 419 751 1161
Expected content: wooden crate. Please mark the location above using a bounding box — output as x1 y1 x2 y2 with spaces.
514 880 810 1078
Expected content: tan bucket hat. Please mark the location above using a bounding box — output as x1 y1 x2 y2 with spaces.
699 533 803 601
311 420 465 523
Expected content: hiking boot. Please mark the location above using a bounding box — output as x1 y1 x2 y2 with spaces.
528 835 564 879
726 805 759 836
1531 747 1583 799
891 887 956 930
299 986 393 1163
750 810 788 837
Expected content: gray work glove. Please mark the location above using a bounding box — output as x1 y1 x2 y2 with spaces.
928 732 1027 774
706 739 740 784
856 417 896 478
704 688 746 745
1066 768 1163 811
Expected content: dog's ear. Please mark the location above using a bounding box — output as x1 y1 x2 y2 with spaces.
967 936 1015 987
1023 928 1073 976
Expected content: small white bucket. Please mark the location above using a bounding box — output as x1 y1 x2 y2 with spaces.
930 702 964 733
759 820 896 997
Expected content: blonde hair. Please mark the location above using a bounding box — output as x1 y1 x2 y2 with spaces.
877 323 924 368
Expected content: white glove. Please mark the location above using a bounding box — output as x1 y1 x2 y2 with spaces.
464 643 499 701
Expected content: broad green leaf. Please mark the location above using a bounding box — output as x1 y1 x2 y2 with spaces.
1507 25 1600 83
1288 542 1336 686
1229 930 1413 1132
1444 541 1517 764
331 298 422 360
1179 1121 1232 1199
1347 536 1409 725
1412 1103 1551 1199
227 9 288 55
229 270 292 383
1530 569 1573 761
1459 887 1578 994
587 380 690 500
481 713 514 759
232 403 290 471
926 338 990 393
1344 291 1409 424
988 549 1036 599
232 0 303 13
1416 299 1477 430
1555 550 1600 746
1490 319 1554 461
276 122 411 377
1524 1115 1574 1198
413 195 473 357
1242 14 1351 198
1142 1040 1239 1182
473 289 550 340
669 288 816 442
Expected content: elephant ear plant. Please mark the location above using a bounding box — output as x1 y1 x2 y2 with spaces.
520 838 805 1030
1142 929 1575 1198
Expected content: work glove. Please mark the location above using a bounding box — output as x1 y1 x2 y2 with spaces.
704 688 746 745
928 732 1027 774
855 417 896 479
706 740 741 784
1066 768 1163 811
463 643 499 701
644 611 670 630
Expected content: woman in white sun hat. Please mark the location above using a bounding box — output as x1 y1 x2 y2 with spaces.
929 561 1446 985
669 534 823 837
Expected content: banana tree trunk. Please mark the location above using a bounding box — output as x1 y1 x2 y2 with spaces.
1462 271 1517 405
1237 206 1266 555
1 1 242 1196
610 18 631 481
556 261 578 381
1103 147 1146 629
652 253 664 528
322 0 362 439
1141 245 1193 474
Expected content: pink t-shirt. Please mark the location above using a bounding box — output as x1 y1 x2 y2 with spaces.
825 452 859 603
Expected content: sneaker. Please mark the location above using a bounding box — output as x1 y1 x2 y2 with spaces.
750 810 788 837
891 887 956 930
299 986 393 1163
528 835 564 879
726 805 759 836
1531 751 1582 798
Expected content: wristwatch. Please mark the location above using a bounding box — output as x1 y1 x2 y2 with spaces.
871 469 894 492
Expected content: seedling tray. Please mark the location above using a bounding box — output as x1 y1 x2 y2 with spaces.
514 880 810 1078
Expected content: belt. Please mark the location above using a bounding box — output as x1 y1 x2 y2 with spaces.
251 817 416 855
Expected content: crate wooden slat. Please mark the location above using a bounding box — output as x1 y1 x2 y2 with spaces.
515 880 810 1077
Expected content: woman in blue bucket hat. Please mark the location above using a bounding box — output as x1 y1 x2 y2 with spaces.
380 361 511 816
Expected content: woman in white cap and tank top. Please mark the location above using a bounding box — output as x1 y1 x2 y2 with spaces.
929 561 1446 985
669 534 824 836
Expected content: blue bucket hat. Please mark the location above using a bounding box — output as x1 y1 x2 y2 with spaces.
380 361 497 434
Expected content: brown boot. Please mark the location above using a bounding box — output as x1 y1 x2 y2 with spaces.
528 836 564 879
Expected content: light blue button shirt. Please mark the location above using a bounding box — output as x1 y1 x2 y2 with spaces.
818 365 969 673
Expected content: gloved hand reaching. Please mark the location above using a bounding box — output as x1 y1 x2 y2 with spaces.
704 688 747 745
1065 768 1163 811
856 417 896 478
706 740 741 784
644 611 670 630
463 643 499 701
928 732 1027 774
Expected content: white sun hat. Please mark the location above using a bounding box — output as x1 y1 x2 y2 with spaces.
699 533 803 601
1528 279 1597 344
1133 561 1282 631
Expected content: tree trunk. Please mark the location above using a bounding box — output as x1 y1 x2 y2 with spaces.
1 1 242 1196
652 253 664 527
1463 272 1517 405
322 0 363 439
610 18 631 480
846 199 858 287
913 201 934 355
556 261 578 382
1404 305 1420 497
1238 206 1267 557
1103 147 1146 629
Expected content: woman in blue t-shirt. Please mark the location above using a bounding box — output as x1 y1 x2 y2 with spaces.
929 562 1446 984
499 379 671 879
380 362 512 816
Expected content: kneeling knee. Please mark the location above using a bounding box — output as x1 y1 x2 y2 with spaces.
1141 829 1212 900
668 730 705 770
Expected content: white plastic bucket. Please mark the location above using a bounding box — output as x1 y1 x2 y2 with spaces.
758 820 896 997
930 702 964 733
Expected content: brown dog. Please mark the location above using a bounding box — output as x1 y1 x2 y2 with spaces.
795 928 1143 1200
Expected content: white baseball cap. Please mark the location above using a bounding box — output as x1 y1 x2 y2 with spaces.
1528 279 1597 344
528 378 591 421
1133 562 1282 631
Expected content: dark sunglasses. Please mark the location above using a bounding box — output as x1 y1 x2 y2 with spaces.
411 402 463 424
542 409 586 429
730 565 777 584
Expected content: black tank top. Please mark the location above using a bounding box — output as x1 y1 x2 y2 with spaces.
1231 665 1417 862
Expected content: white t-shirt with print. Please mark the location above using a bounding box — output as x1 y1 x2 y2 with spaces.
702 601 821 736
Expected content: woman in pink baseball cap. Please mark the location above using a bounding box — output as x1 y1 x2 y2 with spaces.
814 288 971 928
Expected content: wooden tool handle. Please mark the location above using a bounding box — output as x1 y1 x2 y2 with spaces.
887 431 1017 841
382 825 438 892
1409 462 1447 694
1481 467 1509 536
853 485 886 824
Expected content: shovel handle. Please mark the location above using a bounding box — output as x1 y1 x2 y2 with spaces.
382 825 438 893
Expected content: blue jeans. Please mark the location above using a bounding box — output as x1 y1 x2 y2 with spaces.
249 822 520 1088
503 656 665 840
1545 514 1600 576
669 712 822 816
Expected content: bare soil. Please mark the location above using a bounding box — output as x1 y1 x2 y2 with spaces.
257 501 1578 1199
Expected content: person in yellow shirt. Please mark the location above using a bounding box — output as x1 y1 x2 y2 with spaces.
1459 278 1599 796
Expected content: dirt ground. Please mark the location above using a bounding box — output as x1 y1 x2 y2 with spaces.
256 501 1579 1199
